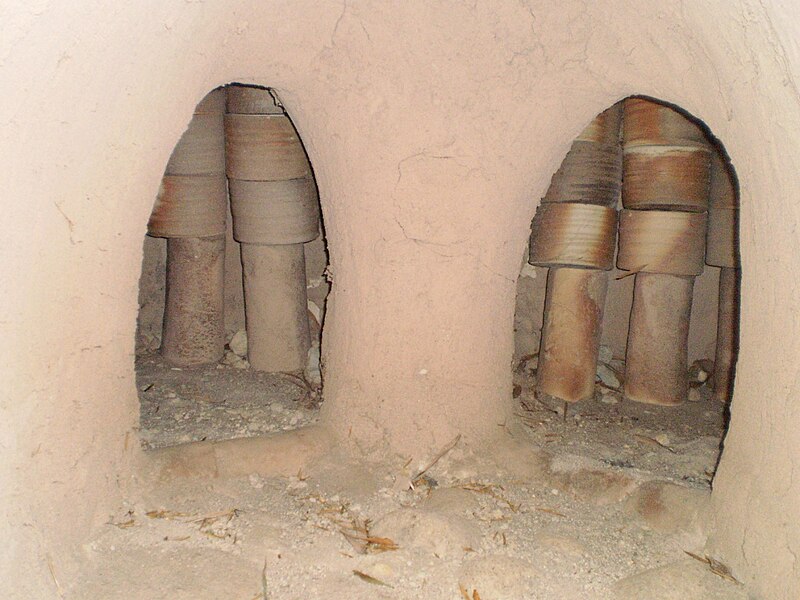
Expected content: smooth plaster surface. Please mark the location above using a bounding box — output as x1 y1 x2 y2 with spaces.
2 1 799 597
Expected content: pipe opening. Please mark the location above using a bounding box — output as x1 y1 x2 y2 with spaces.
514 96 740 485
135 83 330 449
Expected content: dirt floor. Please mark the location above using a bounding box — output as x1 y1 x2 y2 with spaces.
68 351 747 599
136 353 319 450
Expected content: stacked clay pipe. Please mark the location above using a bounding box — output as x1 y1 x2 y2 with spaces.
147 89 227 366
225 86 320 373
707 153 740 402
528 104 622 404
617 98 711 405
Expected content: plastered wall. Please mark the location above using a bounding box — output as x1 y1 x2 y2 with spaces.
2 1 799 597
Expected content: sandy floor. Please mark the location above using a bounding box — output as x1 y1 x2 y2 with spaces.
67 352 747 599
137 354 319 449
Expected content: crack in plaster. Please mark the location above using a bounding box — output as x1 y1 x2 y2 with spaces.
391 149 513 283
328 0 370 47
53 201 79 245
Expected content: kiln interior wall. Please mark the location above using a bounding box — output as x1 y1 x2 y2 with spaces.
1 1 798 597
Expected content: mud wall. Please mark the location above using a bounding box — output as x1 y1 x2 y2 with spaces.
1 1 799 597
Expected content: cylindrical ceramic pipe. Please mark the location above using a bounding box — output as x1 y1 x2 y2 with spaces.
713 266 739 402
529 106 621 403
530 203 619 269
616 209 707 276
619 97 711 406
544 105 622 206
147 88 227 366
617 211 706 405
624 273 694 405
161 236 225 366
622 97 708 148
622 144 711 212
240 244 311 372
529 204 617 402
229 178 319 372
706 152 740 402
537 267 609 403
226 85 320 373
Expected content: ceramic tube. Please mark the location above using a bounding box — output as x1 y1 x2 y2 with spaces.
240 243 311 372
149 89 227 365
713 267 739 402
537 267 609 403
624 272 694 405
161 235 226 366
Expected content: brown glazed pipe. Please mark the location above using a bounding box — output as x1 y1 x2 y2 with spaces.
620 98 711 406
529 105 622 404
624 273 694 405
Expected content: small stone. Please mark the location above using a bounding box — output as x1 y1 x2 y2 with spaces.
222 349 248 369
229 329 248 357
600 389 620 404
688 387 703 403
596 363 621 389
304 342 321 387
654 433 671 446
368 563 394 580
688 359 714 385
248 474 265 489
520 263 538 279
598 345 613 364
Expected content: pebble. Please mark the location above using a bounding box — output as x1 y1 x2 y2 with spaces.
600 389 620 404
370 563 394 580
596 363 621 389
520 263 538 279
598 345 613 364
688 359 714 385
304 342 321 387
687 387 703 403
228 329 248 357
221 348 249 369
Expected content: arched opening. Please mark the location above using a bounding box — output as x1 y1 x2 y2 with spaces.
514 96 740 485
135 83 330 448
